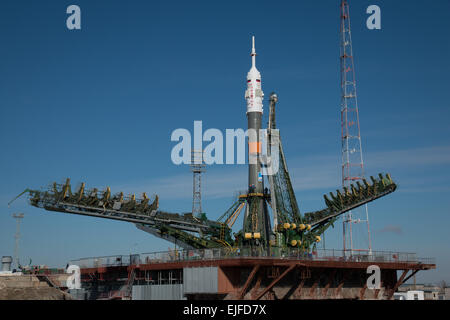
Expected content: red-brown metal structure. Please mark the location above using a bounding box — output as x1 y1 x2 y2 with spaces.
77 256 435 300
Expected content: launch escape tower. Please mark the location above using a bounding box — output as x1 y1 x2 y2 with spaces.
340 0 372 254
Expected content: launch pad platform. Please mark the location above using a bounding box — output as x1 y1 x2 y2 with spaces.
70 248 435 300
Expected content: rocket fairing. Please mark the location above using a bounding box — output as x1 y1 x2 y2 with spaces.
245 36 264 114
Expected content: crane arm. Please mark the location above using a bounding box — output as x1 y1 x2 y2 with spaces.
8 189 33 207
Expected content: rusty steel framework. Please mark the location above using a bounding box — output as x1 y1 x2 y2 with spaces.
71 248 435 300
340 0 371 254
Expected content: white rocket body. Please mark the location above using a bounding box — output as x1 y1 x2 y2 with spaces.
245 37 264 114
246 36 264 193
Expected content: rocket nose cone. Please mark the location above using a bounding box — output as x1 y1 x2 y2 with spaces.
247 67 261 78
270 92 278 101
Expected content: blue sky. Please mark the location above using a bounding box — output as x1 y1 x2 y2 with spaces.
0 0 449 284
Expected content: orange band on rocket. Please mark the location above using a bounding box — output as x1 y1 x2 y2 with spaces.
248 142 262 154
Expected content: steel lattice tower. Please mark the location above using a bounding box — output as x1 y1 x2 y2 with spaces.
191 150 205 217
12 213 24 269
339 0 372 254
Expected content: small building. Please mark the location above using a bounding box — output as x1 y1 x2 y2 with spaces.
394 291 424 300
444 288 450 300
398 283 445 300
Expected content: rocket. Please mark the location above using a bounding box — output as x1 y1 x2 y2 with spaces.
243 36 271 247
245 36 264 195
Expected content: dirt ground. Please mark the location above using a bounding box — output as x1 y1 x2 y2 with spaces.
0 275 73 300
0 287 73 300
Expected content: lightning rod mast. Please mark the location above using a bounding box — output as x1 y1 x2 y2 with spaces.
340 0 372 255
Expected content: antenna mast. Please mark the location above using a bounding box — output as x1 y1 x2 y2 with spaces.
12 213 24 269
340 0 372 255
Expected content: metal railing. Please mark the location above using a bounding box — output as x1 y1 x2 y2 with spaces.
70 247 435 269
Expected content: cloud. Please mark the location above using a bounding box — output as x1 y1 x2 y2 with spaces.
396 186 450 194
376 225 403 235
113 167 247 200
114 154 341 201
110 144 450 201
288 155 340 191
366 145 450 169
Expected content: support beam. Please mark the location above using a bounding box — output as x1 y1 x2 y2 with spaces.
359 283 367 300
250 270 263 299
387 270 408 300
294 279 306 299
238 265 260 300
401 269 420 285
283 275 304 300
309 279 319 299
255 264 296 300
322 269 336 298
334 270 350 298
374 281 383 299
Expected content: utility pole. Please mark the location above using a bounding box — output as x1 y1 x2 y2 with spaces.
12 213 24 269
339 0 372 255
